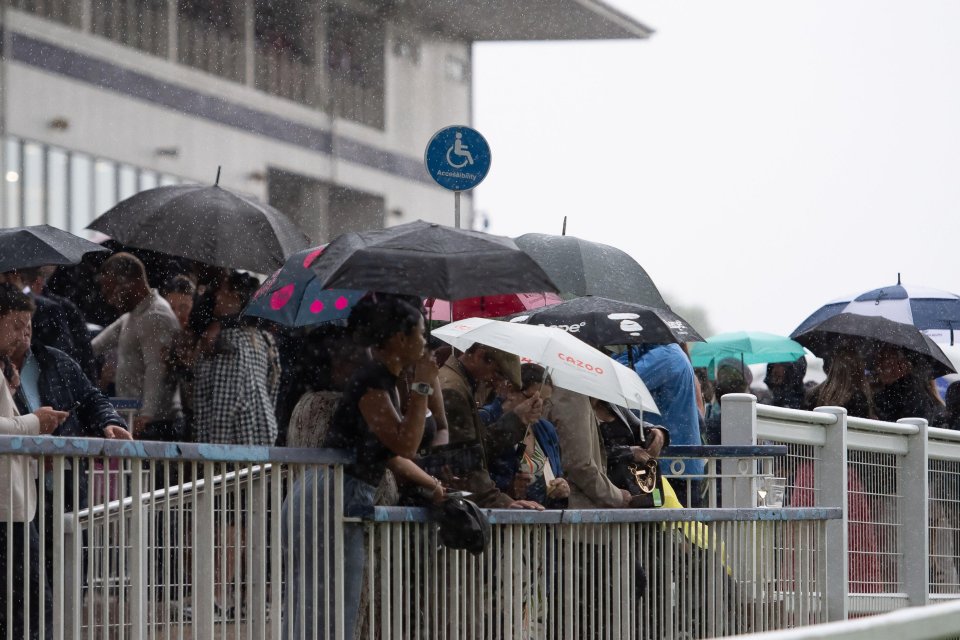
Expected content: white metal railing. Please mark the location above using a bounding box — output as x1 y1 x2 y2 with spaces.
0 435 838 639
366 507 832 640
720 392 960 624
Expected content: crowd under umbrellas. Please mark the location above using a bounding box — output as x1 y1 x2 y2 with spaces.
1 174 958 472
3 178 960 634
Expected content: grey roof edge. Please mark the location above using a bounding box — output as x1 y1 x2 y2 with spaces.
573 0 656 39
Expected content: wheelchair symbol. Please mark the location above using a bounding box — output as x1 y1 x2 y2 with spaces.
446 132 474 169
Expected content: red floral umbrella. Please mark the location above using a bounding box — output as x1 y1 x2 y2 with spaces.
424 292 563 322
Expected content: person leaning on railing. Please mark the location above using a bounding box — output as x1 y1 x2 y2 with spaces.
280 296 447 640
0 285 70 640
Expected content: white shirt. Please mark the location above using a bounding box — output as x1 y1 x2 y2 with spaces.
92 290 181 421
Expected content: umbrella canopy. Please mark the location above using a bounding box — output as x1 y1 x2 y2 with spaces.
88 184 310 273
310 220 559 301
791 312 956 378
794 281 960 346
425 292 563 322
514 233 667 308
0 225 109 273
432 317 659 414
690 331 806 374
507 296 704 347
243 245 365 327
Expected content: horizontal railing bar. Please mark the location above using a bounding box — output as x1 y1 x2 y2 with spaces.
734 598 960 639
368 506 841 524
758 419 829 446
663 444 789 457
757 404 840 425
846 429 909 455
847 416 921 435
927 426 960 442
0 435 355 464
70 463 273 526
926 439 960 462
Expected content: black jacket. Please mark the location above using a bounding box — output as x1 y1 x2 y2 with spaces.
31 343 125 437
32 293 97 383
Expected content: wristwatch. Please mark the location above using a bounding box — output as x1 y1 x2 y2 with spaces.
410 382 434 397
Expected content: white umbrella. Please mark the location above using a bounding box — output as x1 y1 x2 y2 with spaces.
433 317 659 414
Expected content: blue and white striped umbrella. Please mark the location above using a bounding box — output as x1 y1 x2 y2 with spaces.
793 281 960 345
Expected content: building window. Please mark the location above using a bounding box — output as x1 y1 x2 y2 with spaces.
4 139 22 228
139 170 159 191
69 154 93 235
93 160 118 223
23 143 45 226
119 165 139 201
47 149 69 230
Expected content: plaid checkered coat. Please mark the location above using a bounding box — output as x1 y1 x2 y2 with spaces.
193 326 281 445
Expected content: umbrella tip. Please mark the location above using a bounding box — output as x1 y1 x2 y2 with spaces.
215 166 221 186
897 272 901 285
561 216 567 236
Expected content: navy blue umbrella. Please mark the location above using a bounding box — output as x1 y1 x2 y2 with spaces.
794 278 960 346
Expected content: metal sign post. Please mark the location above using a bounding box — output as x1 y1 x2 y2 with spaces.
424 125 491 229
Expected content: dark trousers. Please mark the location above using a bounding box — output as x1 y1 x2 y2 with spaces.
0 521 53 640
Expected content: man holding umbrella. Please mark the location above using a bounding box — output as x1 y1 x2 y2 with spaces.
439 344 544 509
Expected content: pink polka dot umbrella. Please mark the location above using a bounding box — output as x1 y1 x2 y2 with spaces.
243 244 364 327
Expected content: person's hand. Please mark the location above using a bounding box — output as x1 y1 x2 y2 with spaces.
508 499 544 510
413 351 439 385
644 429 666 458
34 406 68 435
620 489 633 508
546 478 570 500
430 428 449 447
632 445 653 464
512 393 543 426
437 465 463 490
103 425 133 440
510 471 534 499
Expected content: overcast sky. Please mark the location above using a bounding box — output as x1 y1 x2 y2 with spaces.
472 1 960 336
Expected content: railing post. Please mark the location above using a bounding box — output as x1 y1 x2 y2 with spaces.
249 466 268 636
333 463 346 640
814 406 849 621
128 459 147 638
898 417 929 608
195 462 215 639
720 393 758 508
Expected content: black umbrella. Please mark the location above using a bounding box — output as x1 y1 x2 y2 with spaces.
88 175 309 273
309 220 559 300
514 233 667 308
0 225 109 273
506 296 704 347
791 312 956 377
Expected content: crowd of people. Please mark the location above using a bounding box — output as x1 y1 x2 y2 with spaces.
1 246 958 637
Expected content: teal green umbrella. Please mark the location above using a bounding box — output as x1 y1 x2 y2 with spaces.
690 331 806 377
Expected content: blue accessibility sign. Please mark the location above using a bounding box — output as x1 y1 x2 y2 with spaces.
424 125 491 191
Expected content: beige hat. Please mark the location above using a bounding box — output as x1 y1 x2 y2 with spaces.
484 346 522 389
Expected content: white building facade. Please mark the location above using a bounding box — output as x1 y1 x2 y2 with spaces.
0 1 649 243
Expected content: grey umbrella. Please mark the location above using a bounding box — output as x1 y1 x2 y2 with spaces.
88 177 309 273
514 233 667 308
0 225 109 273
310 220 559 300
